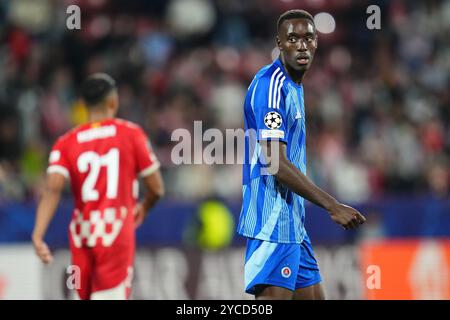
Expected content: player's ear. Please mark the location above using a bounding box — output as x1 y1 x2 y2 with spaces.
276 36 282 51
107 90 119 114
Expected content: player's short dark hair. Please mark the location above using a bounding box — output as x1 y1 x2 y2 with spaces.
277 9 315 33
80 73 117 107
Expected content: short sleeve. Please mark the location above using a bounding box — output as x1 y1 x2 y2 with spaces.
47 138 70 179
133 127 160 178
253 70 288 144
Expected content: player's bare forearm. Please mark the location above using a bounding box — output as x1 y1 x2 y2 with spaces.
32 173 65 264
277 157 338 211
262 141 366 229
135 169 165 228
141 192 162 213
32 173 65 241
141 169 165 213
32 192 60 240
261 141 336 209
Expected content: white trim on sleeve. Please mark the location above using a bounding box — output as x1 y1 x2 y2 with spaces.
47 165 70 179
138 161 160 178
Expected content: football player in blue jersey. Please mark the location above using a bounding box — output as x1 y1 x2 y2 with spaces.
237 9 366 300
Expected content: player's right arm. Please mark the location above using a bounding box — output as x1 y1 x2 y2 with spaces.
32 172 66 264
32 139 70 264
261 141 365 230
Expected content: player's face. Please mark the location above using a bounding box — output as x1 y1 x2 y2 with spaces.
277 19 317 73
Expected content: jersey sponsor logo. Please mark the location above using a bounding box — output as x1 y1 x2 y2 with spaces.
281 266 291 278
264 112 282 130
69 207 127 248
260 129 284 139
295 110 302 119
77 125 116 143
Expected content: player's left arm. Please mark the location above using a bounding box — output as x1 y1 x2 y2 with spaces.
32 172 66 264
253 76 365 230
135 169 165 228
261 141 366 230
133 126 165 228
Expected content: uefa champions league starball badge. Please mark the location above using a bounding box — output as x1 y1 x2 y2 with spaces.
264 111 282 130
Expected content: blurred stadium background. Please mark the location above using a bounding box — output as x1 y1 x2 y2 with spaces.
0 0 449 299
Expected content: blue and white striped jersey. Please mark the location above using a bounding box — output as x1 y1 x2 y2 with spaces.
238 58 307 244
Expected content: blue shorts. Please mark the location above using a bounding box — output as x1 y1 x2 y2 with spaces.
244 233 322 295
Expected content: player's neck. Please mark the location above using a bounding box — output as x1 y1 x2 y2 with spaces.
88 111 113 123
280 56 304 85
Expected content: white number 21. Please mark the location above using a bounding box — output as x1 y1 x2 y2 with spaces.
77 148 119 202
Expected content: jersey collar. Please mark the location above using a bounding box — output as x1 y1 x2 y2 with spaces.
274 57 303 90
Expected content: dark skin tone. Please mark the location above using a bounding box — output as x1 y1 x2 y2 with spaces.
32 90 165 264
255 18 366 300
277 17 317 84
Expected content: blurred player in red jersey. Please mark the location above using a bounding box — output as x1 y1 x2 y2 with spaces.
32 73 164 299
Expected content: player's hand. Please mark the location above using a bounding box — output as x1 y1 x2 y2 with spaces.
32 237 53 264
134 203 147 229
328 203 366 230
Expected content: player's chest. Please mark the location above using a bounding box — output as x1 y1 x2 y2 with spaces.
283 82 304 120
285 95 305 130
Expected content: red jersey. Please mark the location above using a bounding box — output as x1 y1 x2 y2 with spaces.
47 118 159 249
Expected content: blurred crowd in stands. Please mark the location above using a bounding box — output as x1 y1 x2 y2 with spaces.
0 0 448 204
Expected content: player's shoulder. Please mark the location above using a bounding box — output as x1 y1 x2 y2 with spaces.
112 118 141 130
252 60 286 90
255 60 283 84
112 118 146 135
53 123 88 146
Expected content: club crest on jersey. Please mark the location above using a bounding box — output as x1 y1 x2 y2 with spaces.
281 266 291 278
264 111 282 130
